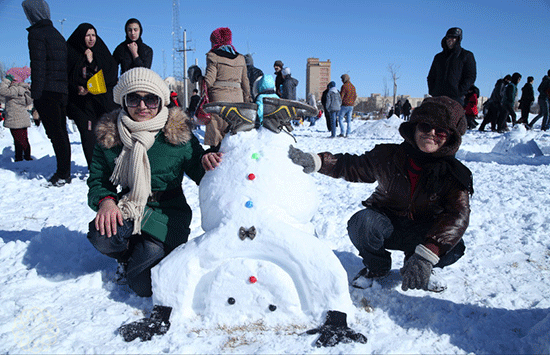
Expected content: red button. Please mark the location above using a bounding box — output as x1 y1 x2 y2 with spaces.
248 173 255 180
249 276 257 284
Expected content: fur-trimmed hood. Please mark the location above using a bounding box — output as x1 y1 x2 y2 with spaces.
95 107 195 149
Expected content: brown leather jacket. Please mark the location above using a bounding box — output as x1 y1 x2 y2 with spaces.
318 143 470 254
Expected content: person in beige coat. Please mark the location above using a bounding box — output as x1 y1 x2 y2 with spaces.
203 27 250 147
0 67 33 161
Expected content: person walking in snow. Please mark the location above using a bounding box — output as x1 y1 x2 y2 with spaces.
518 76 534 125
0 67 33 161
325 81 341 138
112 18 153 76
338 74 357 137
22 0 71 186
500 72 521 128
281 67 298 101
427 27 477 106
86 68 212 297
528 71 550 131
289 96 473 293
203 27 251 148
478 75 510 132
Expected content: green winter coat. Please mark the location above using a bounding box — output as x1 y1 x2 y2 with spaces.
87 107 205 251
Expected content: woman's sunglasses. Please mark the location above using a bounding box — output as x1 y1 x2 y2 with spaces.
125 93 161 109
417 122 450 139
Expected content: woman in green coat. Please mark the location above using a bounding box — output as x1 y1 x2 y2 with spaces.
87 67 214 297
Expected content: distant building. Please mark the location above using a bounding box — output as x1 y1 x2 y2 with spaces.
306 58 331 101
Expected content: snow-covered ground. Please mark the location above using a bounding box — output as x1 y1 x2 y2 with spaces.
0 114 549 354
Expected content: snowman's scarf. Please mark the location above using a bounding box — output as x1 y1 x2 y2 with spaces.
110 107 168 234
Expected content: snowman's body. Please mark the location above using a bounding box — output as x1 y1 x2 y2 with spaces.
152 129 354 327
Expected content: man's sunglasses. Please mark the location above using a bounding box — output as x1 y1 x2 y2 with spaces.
417 122 450 138
125 93 161 109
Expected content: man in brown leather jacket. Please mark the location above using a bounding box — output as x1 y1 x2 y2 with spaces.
289 96 473 292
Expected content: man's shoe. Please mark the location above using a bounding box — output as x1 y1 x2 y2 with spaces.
48 173 72 187
262 97 317 134
351 267 390 289
203 102 258 135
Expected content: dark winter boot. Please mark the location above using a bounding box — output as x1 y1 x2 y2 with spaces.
262 97 318 134
118 305 173 342
203 102 258 134
305 310 368 347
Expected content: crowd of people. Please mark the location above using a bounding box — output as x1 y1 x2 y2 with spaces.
0 1 543 324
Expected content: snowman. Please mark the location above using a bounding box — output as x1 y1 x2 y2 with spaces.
118 98 367 347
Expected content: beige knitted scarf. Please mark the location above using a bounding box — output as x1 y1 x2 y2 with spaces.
110 107 169 234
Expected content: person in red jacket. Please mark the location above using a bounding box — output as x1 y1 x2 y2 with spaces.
289 96 473 293
464 85 479 129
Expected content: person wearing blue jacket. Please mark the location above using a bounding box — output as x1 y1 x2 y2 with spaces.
254 74 278 126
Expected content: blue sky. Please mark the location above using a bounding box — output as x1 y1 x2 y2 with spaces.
1 0 549 100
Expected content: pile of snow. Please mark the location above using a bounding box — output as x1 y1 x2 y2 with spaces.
492 125 543 157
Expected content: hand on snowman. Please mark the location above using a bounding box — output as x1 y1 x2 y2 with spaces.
288 145 321 174
202 152 223 171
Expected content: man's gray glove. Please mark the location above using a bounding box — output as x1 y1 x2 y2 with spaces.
288 145 321 173
400 244 439 291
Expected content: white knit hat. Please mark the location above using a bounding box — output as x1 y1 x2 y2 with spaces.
113 67 170 107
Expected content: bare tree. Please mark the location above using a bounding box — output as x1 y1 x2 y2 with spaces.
388 63 400 107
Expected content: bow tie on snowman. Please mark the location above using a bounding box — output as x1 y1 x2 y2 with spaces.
118 97 367 348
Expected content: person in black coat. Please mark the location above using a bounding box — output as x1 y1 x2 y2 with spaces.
518 76 534 124
66 23 119 168
402 99 412 121
22 0 72 186
427 27 477 106
479 75 510 132
245 54 263 97
321 84 331 132
274 60 284 97
112 18 153 76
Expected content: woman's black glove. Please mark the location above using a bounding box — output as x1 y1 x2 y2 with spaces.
400 245 440 291
305 310 367 347
288 145 320 173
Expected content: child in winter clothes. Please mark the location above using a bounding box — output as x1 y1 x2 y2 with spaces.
325 81 342 138
254 74 278 126
0 67 33 161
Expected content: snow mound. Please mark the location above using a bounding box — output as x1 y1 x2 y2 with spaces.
353 116 404 140
491 125 543 157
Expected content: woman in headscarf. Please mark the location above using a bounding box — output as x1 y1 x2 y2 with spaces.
203 27 250 148
86 67 219 297
66 23 118 168
112 18 153 75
